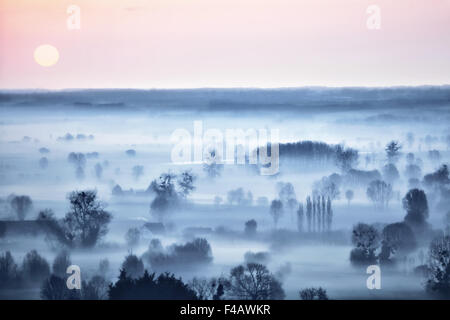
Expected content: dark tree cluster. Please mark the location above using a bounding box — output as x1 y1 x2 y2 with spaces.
301 195 333 233
299 287 329 300
37 190 112 249
350 188 430 267
274 141 358 173
142 238 213 271
8 195 33 220
425 235 450 298
67 152 86 180
0 250 50 289
149 171 196 222
109 270 198 300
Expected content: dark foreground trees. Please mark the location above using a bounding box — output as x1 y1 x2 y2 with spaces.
425 235 450 298
366 180 393 209
299 287 329 300
109 270 198 300
227 263 285 300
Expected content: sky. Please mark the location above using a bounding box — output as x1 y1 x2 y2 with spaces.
0 0 449 89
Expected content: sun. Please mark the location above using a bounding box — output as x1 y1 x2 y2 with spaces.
34 44 59 67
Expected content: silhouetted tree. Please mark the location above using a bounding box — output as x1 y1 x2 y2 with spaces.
428 150 441 165
321 196 326 231
306 196 312 232
39 157 49 169
335 145 359 173
403 189 429 235
326 197 332 232
382 163 400 185
0 222 5 238
82 275 109 300
270 200 283 229
314 176 340 200
109 270 198 300
68 152 86 180
35 209 66 247
379 222 417 265
423 164 449 190
98 259 110 275
9 195 32 220
350 223 380 265
39 147 50 154
0 251 20 288
297 203 304 233
299 287 329 300
125 149 136 157
227 263 285 300
178 170 196 198
150 172 179 222
227 188 245 205
244 251 270 265
244 219 257 236
22 250 50 284
112 184 123 196
385 141 402 164
125 227 141 248
276 182 296 207
245 191 254 206
62 190 112 248
52 250 71 278
312 197 317 232
425 235 450 298
345 189 354 205
41 274 80 300
143 238 213 270
366 180 393 209
316 196 322 233
121 254 145 280
189 277 227 300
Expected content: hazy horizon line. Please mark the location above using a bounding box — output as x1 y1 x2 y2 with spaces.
1 84 450 93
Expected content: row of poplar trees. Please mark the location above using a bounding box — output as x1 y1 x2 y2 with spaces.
297 196 333 233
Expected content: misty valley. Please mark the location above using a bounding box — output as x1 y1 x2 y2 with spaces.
0 87 449 300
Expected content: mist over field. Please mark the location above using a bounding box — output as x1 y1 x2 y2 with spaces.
1 87 449 300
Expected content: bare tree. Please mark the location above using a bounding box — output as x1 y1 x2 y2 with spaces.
228 263 285 300
425 235 450 298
